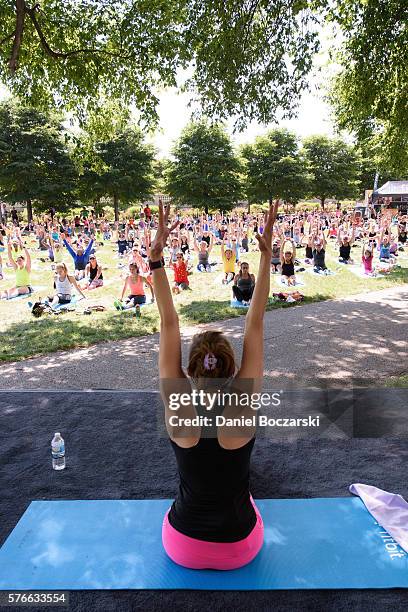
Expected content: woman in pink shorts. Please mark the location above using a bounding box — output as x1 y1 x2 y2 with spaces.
149 201 278 570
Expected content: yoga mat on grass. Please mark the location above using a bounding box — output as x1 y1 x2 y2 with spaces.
278 277 305 287
52 294 80 310
0 498 407 591
347 266 384 279
6 286 46 300
230 299 249 308
115 297 154 311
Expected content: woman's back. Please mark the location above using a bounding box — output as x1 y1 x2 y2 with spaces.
168 437 256 542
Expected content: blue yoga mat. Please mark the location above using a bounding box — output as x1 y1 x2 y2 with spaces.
52 294 79 310
230 299 249 309
0 498 407 590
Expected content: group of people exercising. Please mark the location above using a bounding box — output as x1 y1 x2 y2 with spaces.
0 206 406 308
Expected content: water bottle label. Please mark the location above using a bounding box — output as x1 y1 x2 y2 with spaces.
52 443 65 453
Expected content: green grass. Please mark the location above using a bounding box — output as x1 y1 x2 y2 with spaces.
0 236 407 362
383 374 408 388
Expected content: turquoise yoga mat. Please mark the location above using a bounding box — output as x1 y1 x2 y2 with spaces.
0 497 407 591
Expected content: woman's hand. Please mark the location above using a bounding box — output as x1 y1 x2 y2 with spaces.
150 202 179 261
255 200 279 255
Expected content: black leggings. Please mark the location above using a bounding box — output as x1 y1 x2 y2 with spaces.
127 294 146 305
233 285 254 302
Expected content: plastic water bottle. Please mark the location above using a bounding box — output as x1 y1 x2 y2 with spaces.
51 432 66 470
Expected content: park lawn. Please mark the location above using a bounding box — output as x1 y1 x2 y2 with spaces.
0 237 407 362
384 374 408 388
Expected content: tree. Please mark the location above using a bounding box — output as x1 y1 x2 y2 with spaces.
0 101 77 221
302 135 360 208
328 0 408 174
165 122 242 214
0 1 320 127
241 129 309 206
79 129 155 221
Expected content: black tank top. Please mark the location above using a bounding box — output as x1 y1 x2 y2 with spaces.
339 244 351 259
305 245 313 259
237 275 253 290
89 265 103 281
282 261 295 276
168 437 256 542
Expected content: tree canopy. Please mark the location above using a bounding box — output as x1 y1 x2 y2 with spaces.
241 128 309 206
0 1 320 127
79 129 155 221
328 0 408 174
166 122 242 213
0 101 77 221
302 135 360 207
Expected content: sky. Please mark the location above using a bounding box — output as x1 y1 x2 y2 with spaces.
150 81 334 158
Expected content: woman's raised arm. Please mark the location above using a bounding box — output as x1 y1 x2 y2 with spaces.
237 200 278 380
149 203 184 380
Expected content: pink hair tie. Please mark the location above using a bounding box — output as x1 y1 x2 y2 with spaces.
204 353 217 371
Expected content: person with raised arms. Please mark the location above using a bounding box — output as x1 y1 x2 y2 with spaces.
0 236 32 299
280 237 297 285
220 236 236 284
151 200 278 570
193 229 214 272
63 234 94 280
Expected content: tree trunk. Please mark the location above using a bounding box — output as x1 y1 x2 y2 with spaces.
113 193 119 222
269 197 273 207
204 204 209 215
247 201 251 214
320 196 325 209
26 199 33 224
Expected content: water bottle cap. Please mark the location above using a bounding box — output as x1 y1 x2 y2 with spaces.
55 432 60 436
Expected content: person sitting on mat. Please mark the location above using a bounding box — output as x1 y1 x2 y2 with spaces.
378 229 395 264
270 239 281 273
63 236 94 280
83 254 104 290
280 238 297 285
338 225 355 264
49 262 86 307
398 224 407 249
151 200 278 570
362 244 374 275
221 238 236 284
171 252 190 294
193 231 213 272
115 262 154 310
312 233 329 274
232 262 255 306
0 238 32 300
303 231 314 264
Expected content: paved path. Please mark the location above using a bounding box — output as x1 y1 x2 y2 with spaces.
1 285 407 389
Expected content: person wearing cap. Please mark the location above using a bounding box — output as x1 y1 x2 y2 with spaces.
83 254 104 290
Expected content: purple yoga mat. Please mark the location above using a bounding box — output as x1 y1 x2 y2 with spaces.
350 483 408 553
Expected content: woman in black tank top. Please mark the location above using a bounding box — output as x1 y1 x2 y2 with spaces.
232 262 255 304
149 201 279 569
